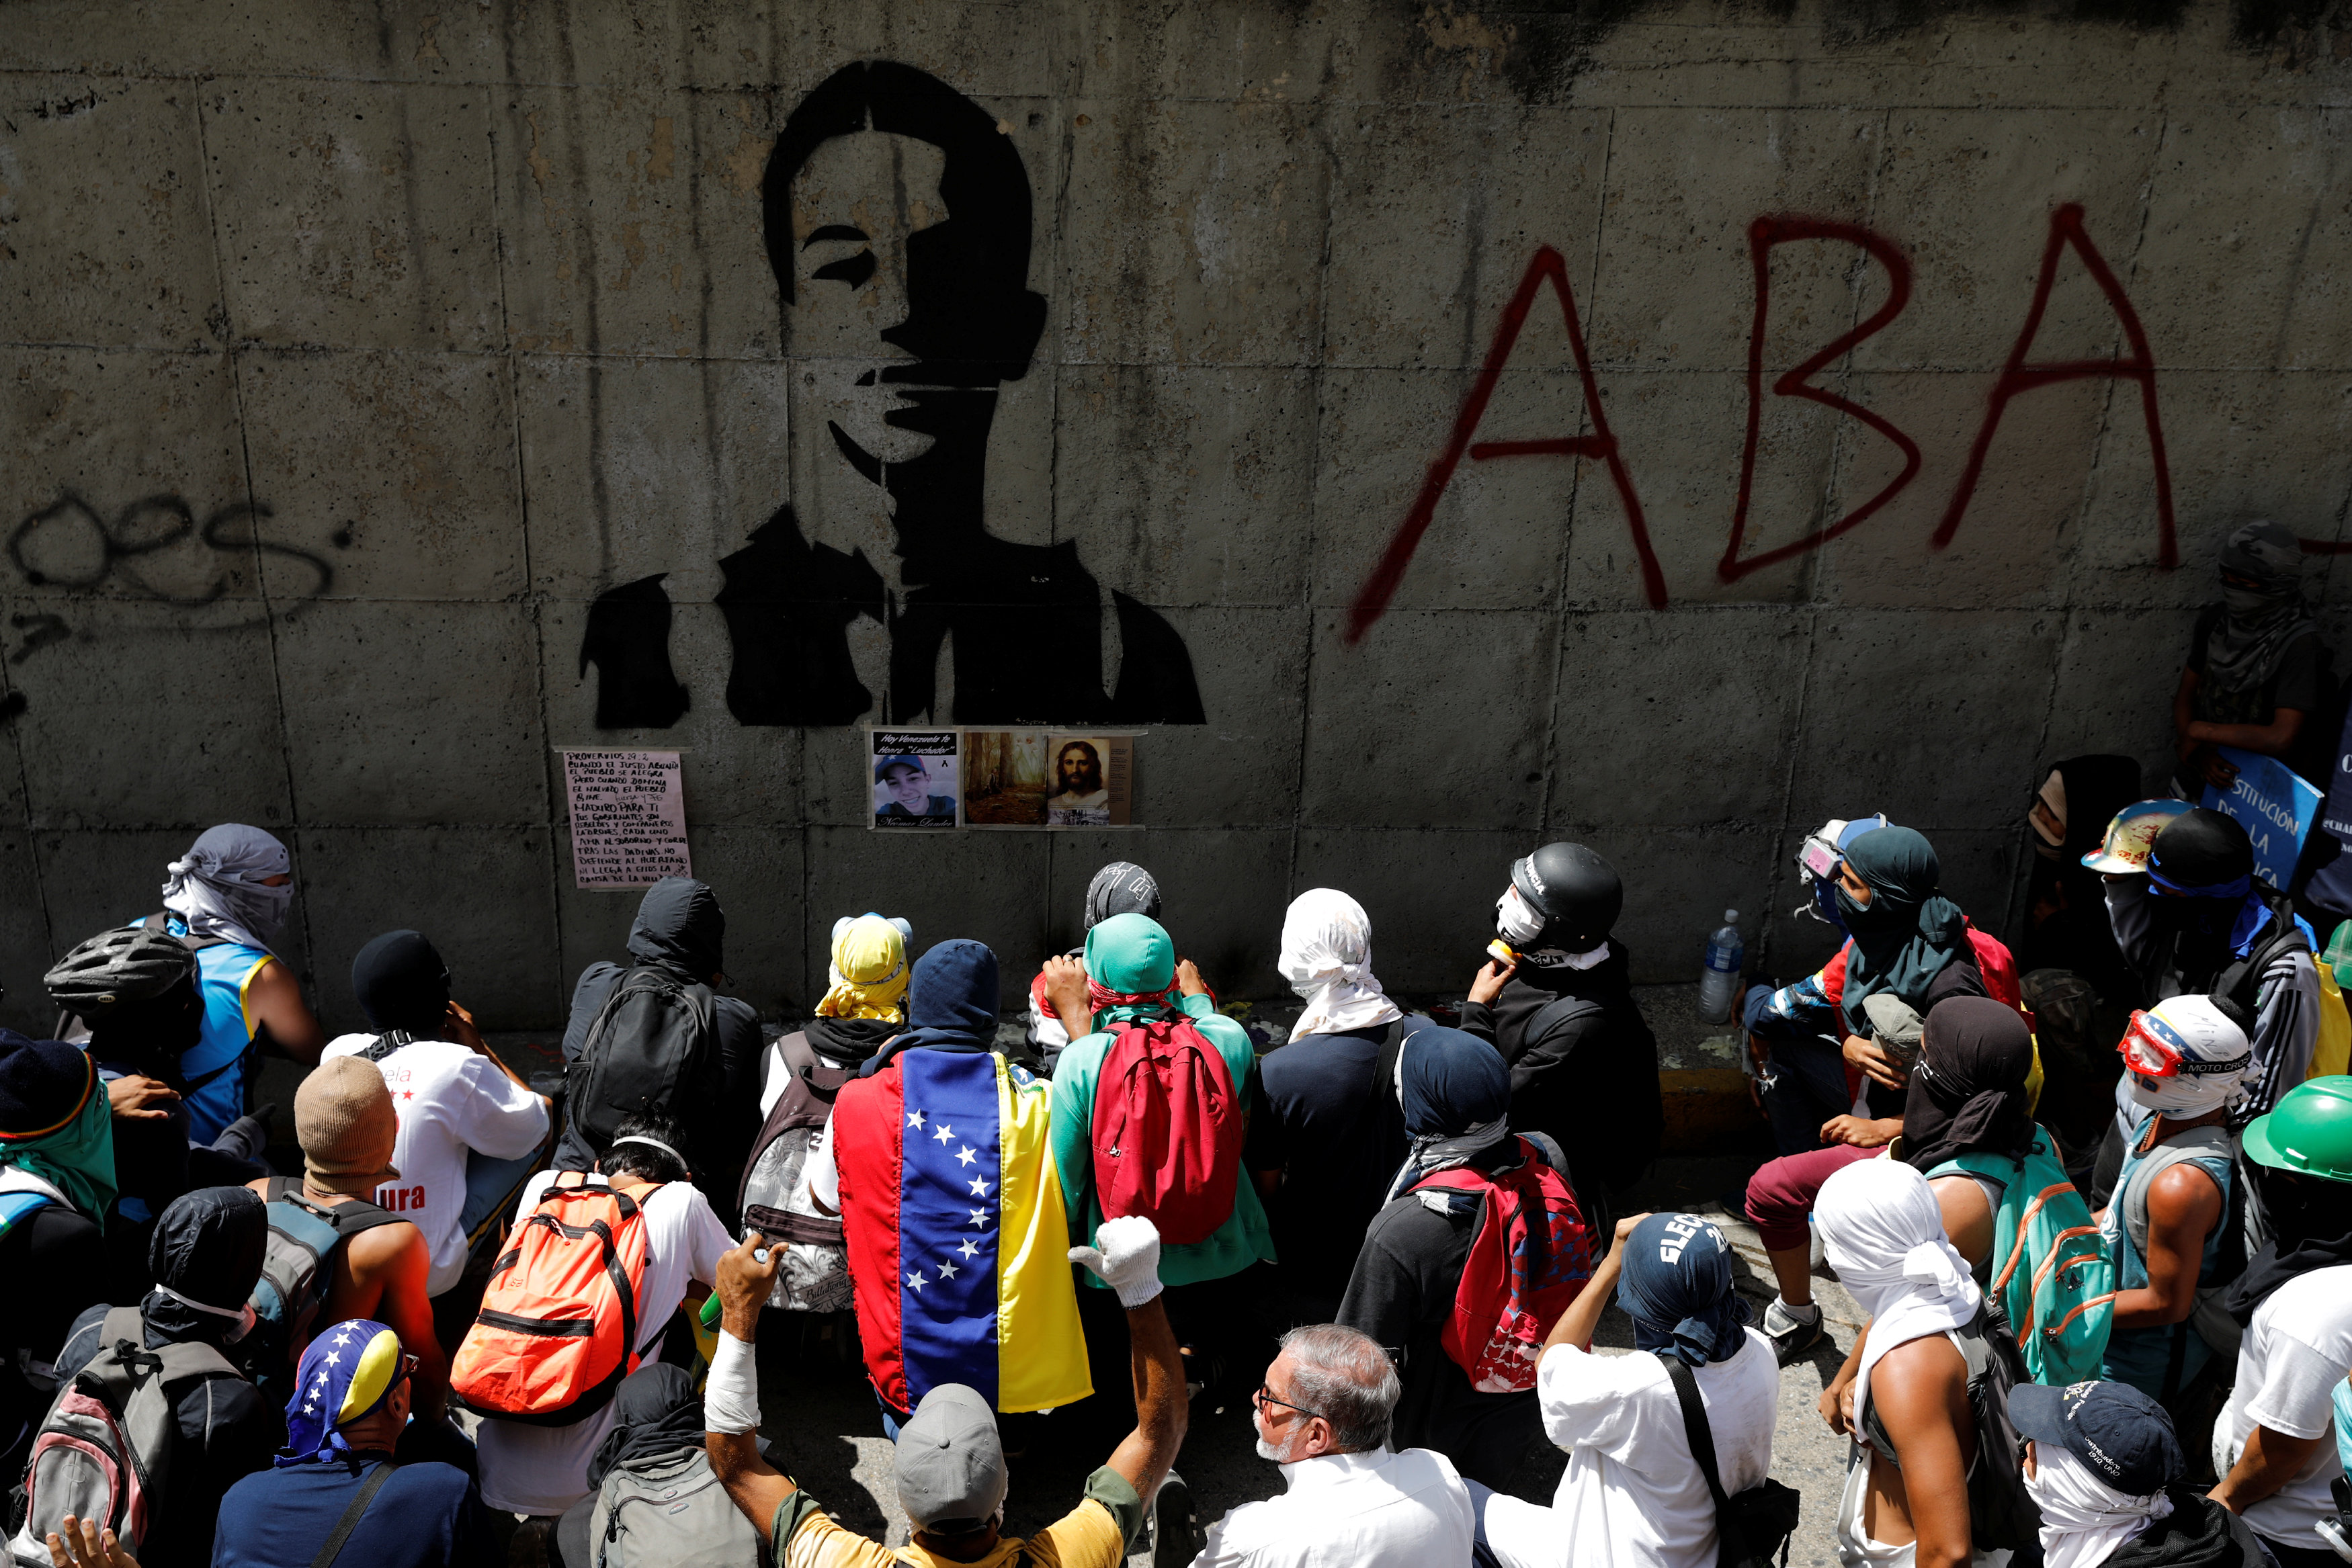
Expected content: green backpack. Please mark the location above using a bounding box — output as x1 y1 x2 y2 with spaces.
1932 1125 2115 1385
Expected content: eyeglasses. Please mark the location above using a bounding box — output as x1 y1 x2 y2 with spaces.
2117 1010 2248 1080
391 1352 420 1389
1253 1384 1325 1424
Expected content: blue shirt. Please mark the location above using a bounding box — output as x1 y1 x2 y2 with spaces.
214 1456 493 1568
132 914 276 1145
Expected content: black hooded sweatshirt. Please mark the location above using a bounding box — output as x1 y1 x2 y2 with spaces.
58 1187 284 1568
1457 941 1663 1209
554 878 763 1205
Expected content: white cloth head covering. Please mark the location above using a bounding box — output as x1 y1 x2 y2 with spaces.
2025 1444 2173 1568
1279 888 1404 1043
162 824 292 957
1816 1156 1983 1431
2125 994 2252 1117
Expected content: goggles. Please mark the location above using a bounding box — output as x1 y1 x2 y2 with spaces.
2117 1009 2251 1080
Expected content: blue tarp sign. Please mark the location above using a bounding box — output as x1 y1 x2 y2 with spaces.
2200 746 2323 889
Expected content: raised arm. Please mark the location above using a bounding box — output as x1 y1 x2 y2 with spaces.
706 1233 797 1545
1070 1218 1187 1500
1547 1213 1644 1356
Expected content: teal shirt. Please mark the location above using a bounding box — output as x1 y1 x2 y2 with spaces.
1049 994 1277 1287
2098 1111 2236 1399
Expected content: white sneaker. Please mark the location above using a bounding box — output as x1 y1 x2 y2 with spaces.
1762 1298 1824 1365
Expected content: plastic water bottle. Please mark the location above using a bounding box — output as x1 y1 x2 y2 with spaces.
1697 910 1744 1024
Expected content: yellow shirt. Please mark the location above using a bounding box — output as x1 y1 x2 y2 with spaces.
769 1468 1142 1568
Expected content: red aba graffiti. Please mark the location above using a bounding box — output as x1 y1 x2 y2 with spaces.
1720 216 1919 583
1344 245 1665 640
1349 203 2188 635
1935 202 2177 567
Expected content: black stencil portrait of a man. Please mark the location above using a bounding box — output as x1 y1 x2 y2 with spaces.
580 59 1205 730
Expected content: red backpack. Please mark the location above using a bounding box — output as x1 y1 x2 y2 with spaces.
1409 1139 1593 1392
1089 1015 1242 1246
449 1173 653 1424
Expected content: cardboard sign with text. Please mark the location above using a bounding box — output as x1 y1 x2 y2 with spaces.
2200 746 2322 889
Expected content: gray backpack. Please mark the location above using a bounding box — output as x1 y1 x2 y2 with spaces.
7 1307 238 1568
585 1446 760 1568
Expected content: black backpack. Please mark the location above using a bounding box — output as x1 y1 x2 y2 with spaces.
1961 1303 2042 1553
565 967 718 1168
1656 1354 1801 1568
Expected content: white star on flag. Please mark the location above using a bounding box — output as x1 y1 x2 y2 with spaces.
332 1331 352 1346
959 1239 980 1259
932 1123 955 1144
324 1352 340 1365
955 1145 977 1166
938 1259 960 1279
906 1270 927 1293
968 1176 992 1196
908 1110 925 1128
968 1208 988 1226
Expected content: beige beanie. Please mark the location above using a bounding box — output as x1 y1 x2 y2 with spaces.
295 1055 401 1182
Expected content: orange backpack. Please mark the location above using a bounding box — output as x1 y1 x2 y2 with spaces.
450 1172 652 1424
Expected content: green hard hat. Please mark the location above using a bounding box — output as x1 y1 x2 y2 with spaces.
2242 1076 2352 1184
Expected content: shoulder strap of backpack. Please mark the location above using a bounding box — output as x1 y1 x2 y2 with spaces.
310 1462 402 1568
356 1032 415 1063
2119 1124 2234 1262
271 1183 403 1238
99 1305 146 1353
145 910 230 952
1658 1355 1735 1518
780 1031 857 1095
2211 898 2308 1012
1524 994 1604 1047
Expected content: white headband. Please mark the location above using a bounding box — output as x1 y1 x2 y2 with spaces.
610 1134 688 1168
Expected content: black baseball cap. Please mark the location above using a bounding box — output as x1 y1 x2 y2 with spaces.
2010 1380 2183 1497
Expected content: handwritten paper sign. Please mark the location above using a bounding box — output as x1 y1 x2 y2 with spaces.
2201 746 2323 890
563 750 691 889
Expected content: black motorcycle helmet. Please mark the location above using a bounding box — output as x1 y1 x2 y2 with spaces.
1509 842 1624 951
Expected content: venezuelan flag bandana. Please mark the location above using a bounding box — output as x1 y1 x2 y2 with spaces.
278 1319 406 1467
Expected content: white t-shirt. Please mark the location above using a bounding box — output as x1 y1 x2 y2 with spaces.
1482 1330 1779 1568
472 1171 733 1516
1191 1446 1474 1568
322 1033 552 1296
2213 1263 2352 1548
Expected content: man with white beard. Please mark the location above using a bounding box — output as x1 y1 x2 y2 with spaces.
1187 1324 1473 1568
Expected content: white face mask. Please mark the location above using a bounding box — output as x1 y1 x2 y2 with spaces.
1495 885 1546 947
2126 1065 2244 1117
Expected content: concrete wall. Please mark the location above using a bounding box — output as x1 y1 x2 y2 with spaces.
5 0 2352 1031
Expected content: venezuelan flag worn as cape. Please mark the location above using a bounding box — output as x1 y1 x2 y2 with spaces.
832 1048 1091 1413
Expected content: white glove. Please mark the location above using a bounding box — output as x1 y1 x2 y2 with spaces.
1069 1215 1164 1309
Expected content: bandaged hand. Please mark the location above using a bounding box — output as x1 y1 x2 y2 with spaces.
1069 1215 1163 1309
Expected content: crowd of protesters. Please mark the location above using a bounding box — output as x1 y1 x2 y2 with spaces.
0 521 2349 1568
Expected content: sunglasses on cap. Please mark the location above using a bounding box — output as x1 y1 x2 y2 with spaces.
2117 1010 2249 1080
